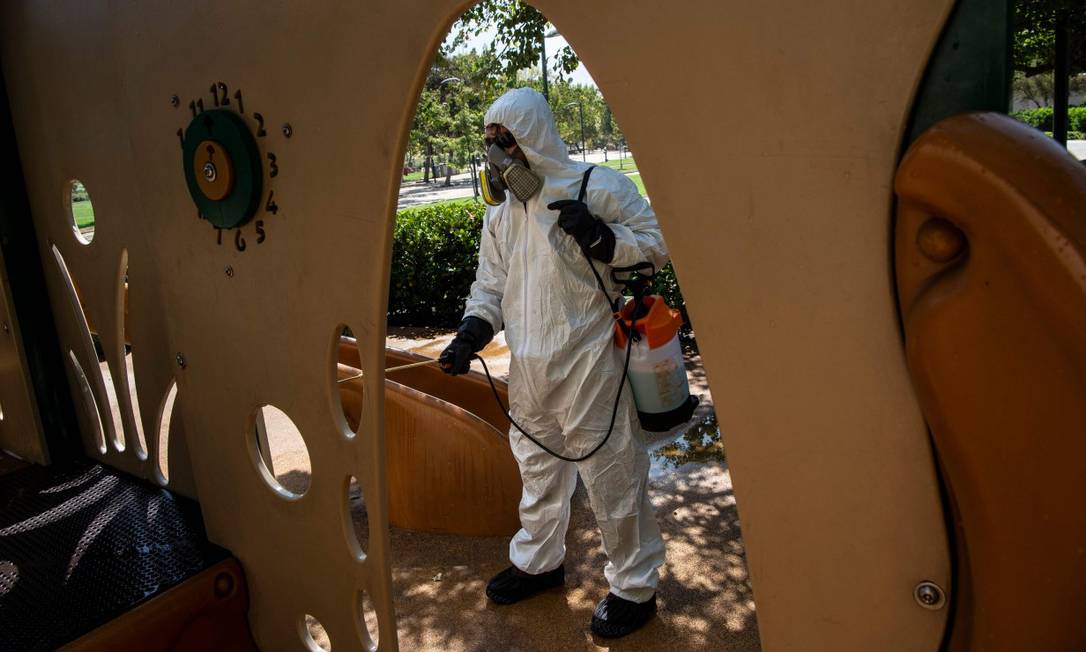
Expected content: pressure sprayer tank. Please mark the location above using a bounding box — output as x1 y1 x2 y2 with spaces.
614 295 699 431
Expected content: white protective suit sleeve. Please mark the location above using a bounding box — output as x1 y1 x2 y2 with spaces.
463 207 506 334
586 168 669 272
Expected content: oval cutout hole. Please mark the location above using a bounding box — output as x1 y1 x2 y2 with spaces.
67 349 106 454
302 614 331 651
360 590 379 650
251 405 311 497
118 252 147 459
68 180 95 245
53 244 124 453
96 354 126 453
344 475 368 559
333 325 364 439
156 381 178 485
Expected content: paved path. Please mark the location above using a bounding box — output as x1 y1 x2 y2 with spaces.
1068 139 1086 161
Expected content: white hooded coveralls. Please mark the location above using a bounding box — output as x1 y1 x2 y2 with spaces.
464 89 667 603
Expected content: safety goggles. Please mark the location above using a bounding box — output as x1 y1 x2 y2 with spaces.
484 130 518 150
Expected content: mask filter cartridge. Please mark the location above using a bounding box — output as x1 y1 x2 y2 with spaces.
480 143 543 205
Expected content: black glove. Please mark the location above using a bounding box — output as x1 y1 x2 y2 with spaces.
548 199 616 263
438 316 494 375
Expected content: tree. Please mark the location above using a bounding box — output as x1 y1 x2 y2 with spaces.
450 1 579 85
406 1 629 172
408 50 502 183
1014 0 1085 77
1013 71 1086 107
1014 1 1085 143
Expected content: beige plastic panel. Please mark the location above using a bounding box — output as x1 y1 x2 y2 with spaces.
0 246 48 464
1 1 953 649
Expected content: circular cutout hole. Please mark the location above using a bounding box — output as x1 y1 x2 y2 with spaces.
68 180 95 244
250 405 311 497
301 614 331 651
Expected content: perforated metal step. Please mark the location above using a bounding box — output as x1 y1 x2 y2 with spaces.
0 462 228 651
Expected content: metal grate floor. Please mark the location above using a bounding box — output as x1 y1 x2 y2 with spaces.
0 461 227 651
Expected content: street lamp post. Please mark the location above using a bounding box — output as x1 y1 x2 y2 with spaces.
566 101 586 162
541 28 560 101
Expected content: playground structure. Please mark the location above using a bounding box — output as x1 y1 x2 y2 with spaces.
0 0 1082 650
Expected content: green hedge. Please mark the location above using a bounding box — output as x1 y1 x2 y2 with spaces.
389 199 693 338
388 199 485 327
1010 106 1086 134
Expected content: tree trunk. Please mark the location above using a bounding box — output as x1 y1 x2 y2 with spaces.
424 140 433 183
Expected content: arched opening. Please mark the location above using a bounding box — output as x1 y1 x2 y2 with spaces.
381 3 754 648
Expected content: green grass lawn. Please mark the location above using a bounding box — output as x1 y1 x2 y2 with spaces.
402 169 426 182
629 173 647 197
597 157 638 174
71 201 95 229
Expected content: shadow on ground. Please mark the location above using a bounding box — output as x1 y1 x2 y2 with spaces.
276 336 759 650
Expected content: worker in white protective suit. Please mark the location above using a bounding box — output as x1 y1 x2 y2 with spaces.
438 88 668 639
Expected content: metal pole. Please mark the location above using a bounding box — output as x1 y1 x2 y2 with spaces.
471 154 479 199
540 32 549 101
578 102 586 162
1053 10 1069 147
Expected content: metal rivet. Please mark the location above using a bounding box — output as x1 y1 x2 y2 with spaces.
213 572 235 598
202 162 218 182
224 265 234 278
281 123 293 138
175 352 187 369
917 218 966 263
914 581 946 610
1 322 9 334
170 95 180 108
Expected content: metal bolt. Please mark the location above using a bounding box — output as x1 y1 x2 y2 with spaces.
202 162 218 182
917 218 966 263
281 123 293 138
1 322 8 334
170 95 180 108
213 571 235 598
175 352 187 369
224 265 234 278
914 581 946 610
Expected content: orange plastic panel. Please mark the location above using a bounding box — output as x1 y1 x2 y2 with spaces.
62 558 255 652
895 112 1086 651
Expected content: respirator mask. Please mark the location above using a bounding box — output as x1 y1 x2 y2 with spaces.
480 131 543 206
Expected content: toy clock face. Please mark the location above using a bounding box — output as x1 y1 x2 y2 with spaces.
177 83 285 251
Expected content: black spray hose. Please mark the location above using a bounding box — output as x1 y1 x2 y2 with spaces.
474 250 639 463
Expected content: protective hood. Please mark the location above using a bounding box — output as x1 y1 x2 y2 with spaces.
484 88 587 177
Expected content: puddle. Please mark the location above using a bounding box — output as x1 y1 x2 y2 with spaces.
649 413 726 479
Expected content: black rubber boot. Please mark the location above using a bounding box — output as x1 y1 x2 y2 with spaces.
590 592 657 638
485 565 565 605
